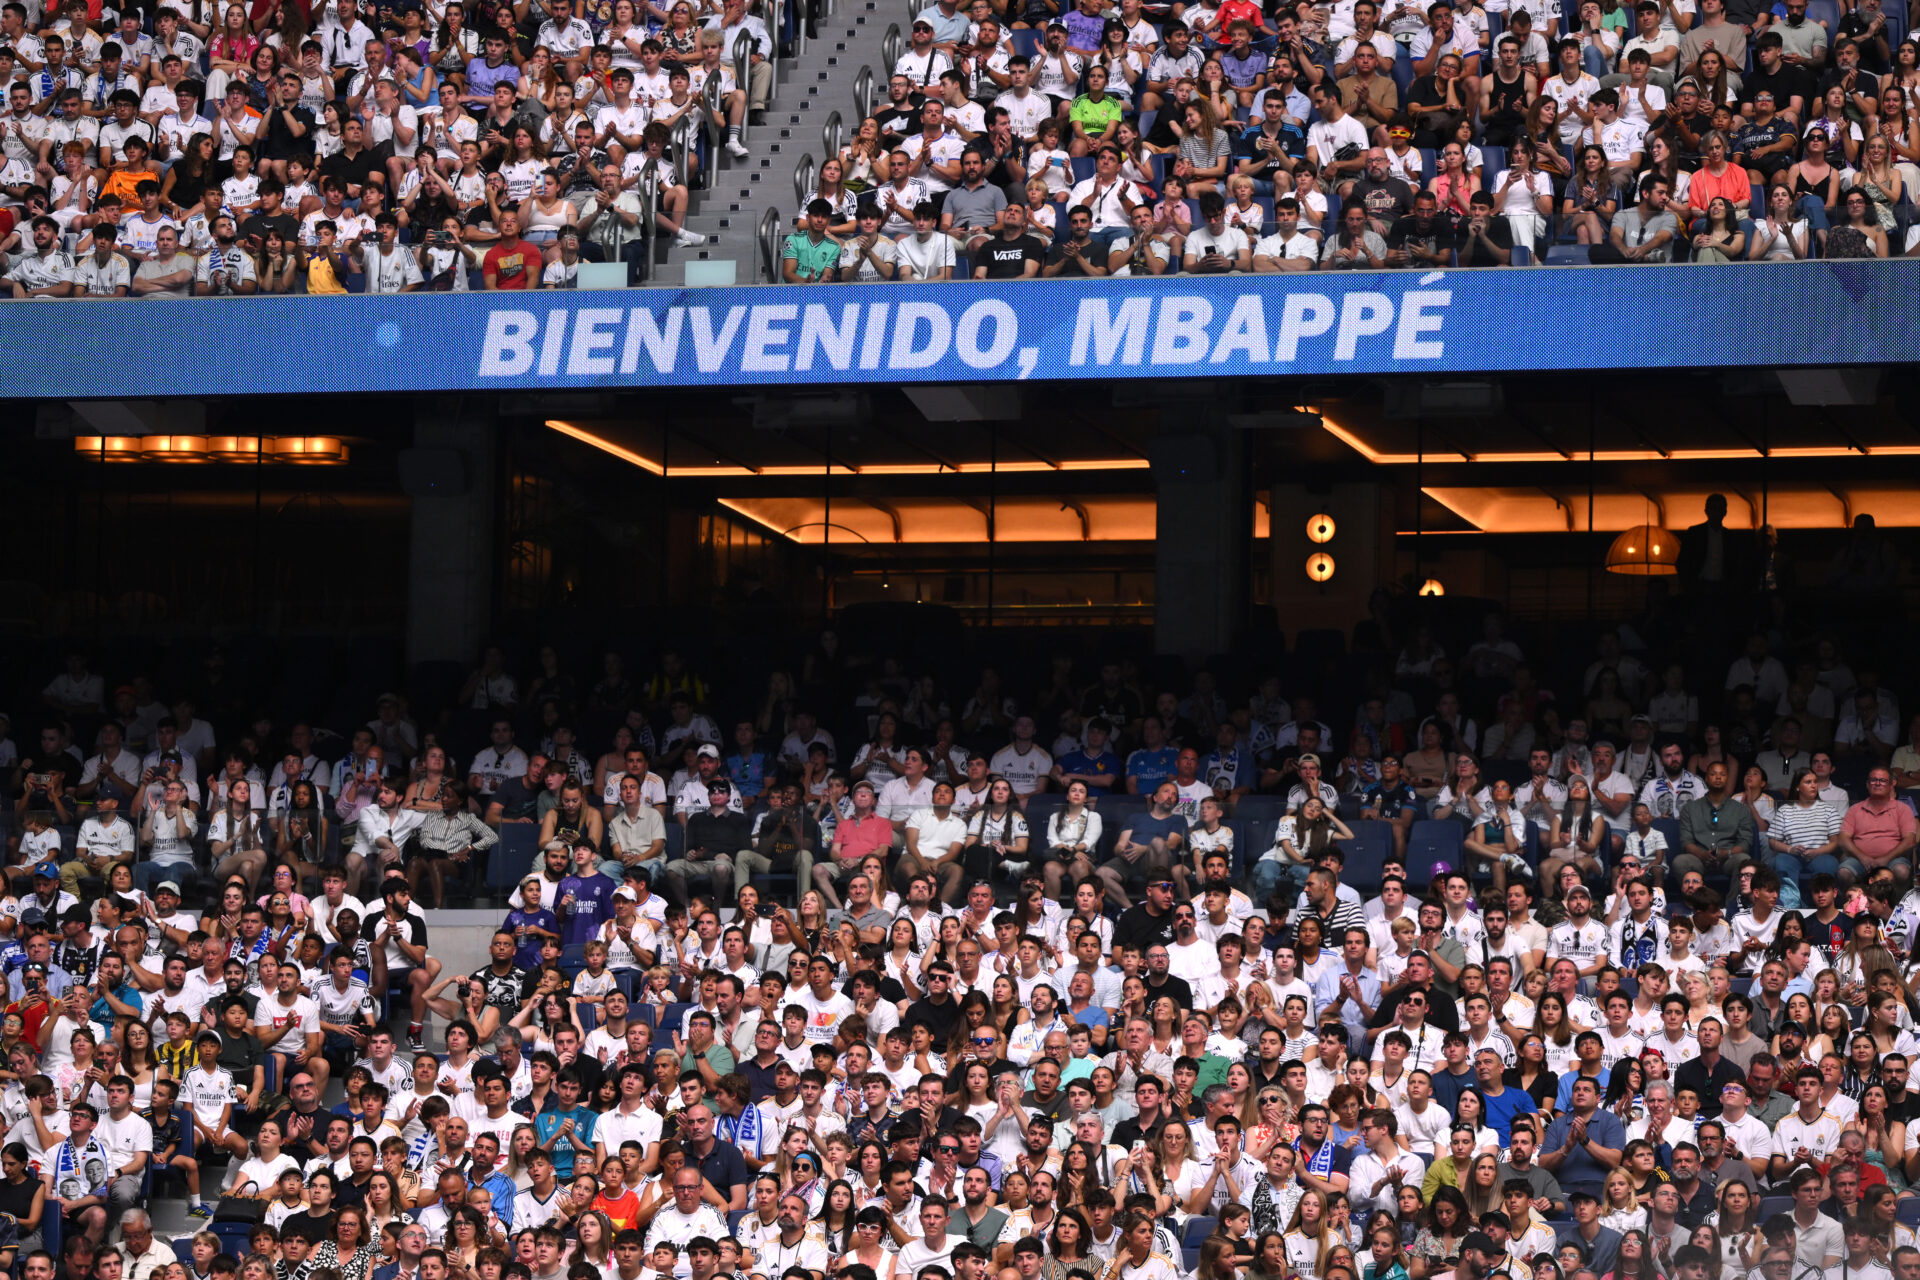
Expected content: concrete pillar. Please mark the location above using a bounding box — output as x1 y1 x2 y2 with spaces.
1150 420 1249 664
406 407 497 666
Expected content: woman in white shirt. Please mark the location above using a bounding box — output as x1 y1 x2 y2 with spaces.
1044 781 1103 899
1489 139 1553 250
231 1117 303 1197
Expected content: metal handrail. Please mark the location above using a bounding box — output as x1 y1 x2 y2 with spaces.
639 164 661 283
732 37 754 143
852 65 875 119
758 206 783 281
769 0 786 90
701 73 725 182
793 152 816 216
880 22 902 70
671 118 694 187
821 110 843 164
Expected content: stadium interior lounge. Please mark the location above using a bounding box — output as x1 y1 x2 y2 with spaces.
2 363 1920 1268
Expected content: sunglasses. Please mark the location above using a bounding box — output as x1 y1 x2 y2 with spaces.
1149 881 1174 890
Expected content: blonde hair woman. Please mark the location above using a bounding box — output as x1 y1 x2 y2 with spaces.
1283 1187 1342 1280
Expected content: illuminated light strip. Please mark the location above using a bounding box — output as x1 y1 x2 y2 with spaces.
545 420 665 474
1316 412 1920 464
544 420 1150 476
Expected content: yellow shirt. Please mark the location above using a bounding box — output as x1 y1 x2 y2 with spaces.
306 249 347 294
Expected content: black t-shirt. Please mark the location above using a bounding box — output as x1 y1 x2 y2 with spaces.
904 993 961 1043
238 209 299 249
1457 214 1516 266
1386 211 1457 256
874 101 922 145
977 232 1045 277
1113 903 1174 953
258 103 316 159
492 777 540 821
1235 121 1306 177
1044 237 1102 275
1836 13 1891 71
1141 972 1193 1011
472 962 524 1019
319 144 379 192
1740 63 1815 113
1818 65 1879 103
1346 174 1415 225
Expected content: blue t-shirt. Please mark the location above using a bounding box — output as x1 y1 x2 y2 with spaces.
1056 749 1123 789
557 873 617 946
1477 1082 1538 1144
1363 781 1420 818
535 1105 598 1178
1542 1106 1625 1192
91 981 143 1029
726 750 769 800
1127 812 1188 846
1126 747 1178 791
504 907 560 967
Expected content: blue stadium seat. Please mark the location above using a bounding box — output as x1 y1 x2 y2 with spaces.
1342 820 1392 895
1407 819 1464 888
487 823 539 892
1070 157 1097 182
1900 1199 1920 1227
1236 795 1286 823
654 1001 696 1050
1651 818 1682 854
173 1242 196 1266
1546 244 1589 263
1183 1217 1218 1247
1010 28 1041 56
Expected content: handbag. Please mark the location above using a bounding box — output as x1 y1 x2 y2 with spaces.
213 1194 269 1224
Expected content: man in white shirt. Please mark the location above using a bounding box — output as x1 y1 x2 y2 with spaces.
989 717 1053 799
1181 190 1250 271
94 1076 152 1225
1252 197 1318 270
1346 1107 1425 1216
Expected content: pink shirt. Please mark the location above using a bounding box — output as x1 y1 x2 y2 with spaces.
1841 796 1916 861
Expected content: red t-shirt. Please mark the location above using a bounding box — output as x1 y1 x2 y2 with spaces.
483 238 535 289
1217 0 1265 29
590 1188 641 1230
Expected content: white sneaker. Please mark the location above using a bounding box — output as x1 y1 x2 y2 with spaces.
676 227 706 247
725 137 750 158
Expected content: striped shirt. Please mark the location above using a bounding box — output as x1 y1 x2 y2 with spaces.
1771 800 1841 851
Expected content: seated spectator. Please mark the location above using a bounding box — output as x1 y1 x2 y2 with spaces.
1181 189 1251 270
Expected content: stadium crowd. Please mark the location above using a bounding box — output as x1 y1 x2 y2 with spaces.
778 0 1920 274
4 574 1920 1280
0 0 781 296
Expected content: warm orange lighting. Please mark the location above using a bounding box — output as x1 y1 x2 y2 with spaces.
268 436 345 463
1316 411 1920 466
206 436 262 461
140 435 210 461
1419 578 1445 596
1605 524 1680 576
72 436 142 461
1306 513 1336 543
1305 552 1336 582
542 420 1150 476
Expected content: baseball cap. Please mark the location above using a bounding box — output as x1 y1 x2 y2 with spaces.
614 887 638 901
1461 1233 1497 1257
1297 752 1321 768
156 881 182 896
1568 1190 1599 1205
1567 884 1592 900
31 862 57 880
696 744 720 759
